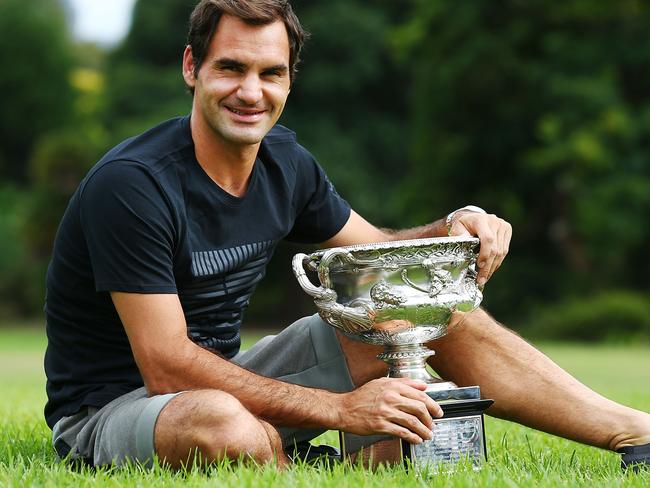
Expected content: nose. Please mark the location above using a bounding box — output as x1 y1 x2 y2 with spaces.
237 73 263 105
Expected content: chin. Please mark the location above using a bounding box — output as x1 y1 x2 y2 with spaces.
227 133 266 145
222 128 269 145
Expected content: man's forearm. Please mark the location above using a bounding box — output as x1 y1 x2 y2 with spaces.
150 340 343 430
379 218 447 241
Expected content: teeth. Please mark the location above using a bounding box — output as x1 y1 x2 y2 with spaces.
230 108 262 116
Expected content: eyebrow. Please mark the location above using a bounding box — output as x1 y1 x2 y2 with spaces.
262 64 288 74
212 57 288 74
212 58 245 70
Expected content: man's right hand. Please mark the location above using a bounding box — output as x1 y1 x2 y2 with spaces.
337 377 443 444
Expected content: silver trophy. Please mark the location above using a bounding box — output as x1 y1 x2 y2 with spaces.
292 236 493 470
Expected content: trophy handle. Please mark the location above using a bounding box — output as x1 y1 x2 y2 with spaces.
316 248 357 288
292 253 337 302
291 251 375 333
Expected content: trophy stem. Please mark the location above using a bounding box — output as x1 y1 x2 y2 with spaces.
377 344 453 388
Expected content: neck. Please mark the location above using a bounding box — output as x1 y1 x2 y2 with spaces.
190 113 259 198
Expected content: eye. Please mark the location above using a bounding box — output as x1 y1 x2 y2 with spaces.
262 69 284 78
215 62 244 74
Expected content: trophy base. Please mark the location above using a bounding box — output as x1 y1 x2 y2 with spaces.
339 343 492 471
401 397 493 472
340 385 492 472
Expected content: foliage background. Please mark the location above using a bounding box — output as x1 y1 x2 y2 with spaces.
1 0 649 340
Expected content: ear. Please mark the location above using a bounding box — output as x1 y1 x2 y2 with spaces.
182 45 197 89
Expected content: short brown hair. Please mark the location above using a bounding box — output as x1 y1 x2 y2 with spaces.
187 0 308 84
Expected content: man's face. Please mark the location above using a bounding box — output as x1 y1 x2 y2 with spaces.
183 15 291 147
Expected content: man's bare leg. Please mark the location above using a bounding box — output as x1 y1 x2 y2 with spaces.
336 332 387 387
154 389 288 469
427 308 650 451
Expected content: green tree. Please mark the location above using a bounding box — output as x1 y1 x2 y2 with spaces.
103 0 194 139
0 0 75 182
395 0 650 320
285 0 415 224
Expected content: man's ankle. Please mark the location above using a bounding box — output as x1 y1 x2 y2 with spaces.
609 411 650 451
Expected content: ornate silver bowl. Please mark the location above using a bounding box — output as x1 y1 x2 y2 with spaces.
292 236 483 385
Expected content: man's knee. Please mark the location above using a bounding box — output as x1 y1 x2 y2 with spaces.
155 389 280 466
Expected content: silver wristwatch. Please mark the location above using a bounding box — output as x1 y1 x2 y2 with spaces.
445 205 486 236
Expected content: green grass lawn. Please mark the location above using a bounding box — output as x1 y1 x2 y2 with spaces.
1 325 649 487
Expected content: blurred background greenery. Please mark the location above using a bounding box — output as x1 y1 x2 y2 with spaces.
0 0 649 342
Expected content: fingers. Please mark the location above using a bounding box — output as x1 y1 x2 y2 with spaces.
382 410 434 444
344 377 446 443
395 380 443 419
385 389 433 430
373 398 433 444
474 218 497 286
455 212 512 285
393 377 428 391
386 426 427 445
488 220 511 279
375 379 443 443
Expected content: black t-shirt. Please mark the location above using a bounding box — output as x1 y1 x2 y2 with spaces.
43 116 351 428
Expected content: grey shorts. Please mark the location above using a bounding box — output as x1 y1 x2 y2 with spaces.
51 314 355 467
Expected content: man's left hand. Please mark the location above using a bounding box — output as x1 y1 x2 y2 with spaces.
448 211 512 286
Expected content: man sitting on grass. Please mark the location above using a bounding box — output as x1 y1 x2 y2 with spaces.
44 0 650 472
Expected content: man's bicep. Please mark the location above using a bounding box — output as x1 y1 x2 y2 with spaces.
321 210 390 247
111 292 190 392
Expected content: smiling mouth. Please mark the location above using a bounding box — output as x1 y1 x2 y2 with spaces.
226 106 266 116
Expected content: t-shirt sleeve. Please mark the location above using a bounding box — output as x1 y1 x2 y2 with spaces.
285 146 351 244
79 161 178 293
